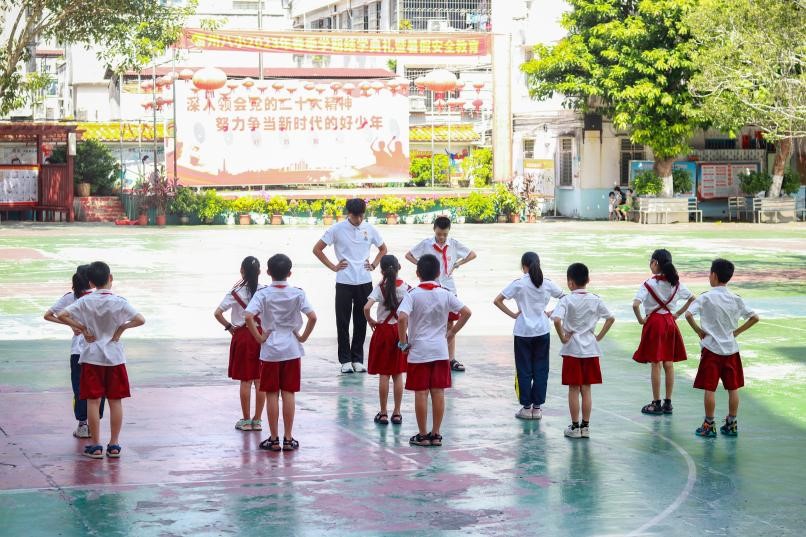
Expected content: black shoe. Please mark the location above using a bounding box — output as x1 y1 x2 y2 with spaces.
641 400 663 415
662 399 673 414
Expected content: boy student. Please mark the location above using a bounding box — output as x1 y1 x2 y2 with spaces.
405 216 477 372
398 254 472 447
57 261 145 459
686 258 758 438
552 263 615 439
313 198 387 374
245 254 317 452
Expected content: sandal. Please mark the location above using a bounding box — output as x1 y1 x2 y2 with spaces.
106 444 122 458
391 414 403 425
428 433 443 447
235 419 252 431
283 437 300 451
82 444 104 459
373 412 389 425
250 419 263 431
641 401 664 415
409 433 431 447
450 359 466 372
259 437 282 452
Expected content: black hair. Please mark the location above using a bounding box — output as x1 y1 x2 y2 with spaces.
379 254 401 311
345 198 366 216
72 264 92 299
236 256 260 298
711 258 734 284
521 251 544 288
608 191 615 197
433 216 452 230
417 254 441 282
267 253 292 280
87 261 111 287
614 186 622 191
651 248 679 287
567 263 589 287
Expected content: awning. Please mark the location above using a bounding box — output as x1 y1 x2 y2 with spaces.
410 124 480 143
77 122 165 142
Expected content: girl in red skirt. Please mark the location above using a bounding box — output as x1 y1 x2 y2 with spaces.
214 256 266 431
632 249 695 415
363 255 411 426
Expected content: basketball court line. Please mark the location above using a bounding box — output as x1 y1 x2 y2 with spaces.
758 320 806 333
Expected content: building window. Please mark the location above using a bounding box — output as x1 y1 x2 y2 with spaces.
363 5 369 30
232 1 264 10
558 138 573 187
376 1 383 30
619 138 645 186
523 139 535 159
401 0 491 31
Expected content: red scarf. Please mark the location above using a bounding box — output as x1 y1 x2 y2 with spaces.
432 243 449 274
418 282 440 290
653 274 667 281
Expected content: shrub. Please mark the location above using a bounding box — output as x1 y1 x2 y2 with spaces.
410 155 449 186
378 196 406 215
781 169 801 196
461 148 493 187
323 198 344 216
196 190 227 222
632 171 663 197
440 197 465 216
407 197 436 213
53 140 120 195
492 183 523 215
463 191 496 223
738 170 772 197
672 168 693 195
309 199 325 215
169 186 198 216
232 196 264 214
267 195 289 215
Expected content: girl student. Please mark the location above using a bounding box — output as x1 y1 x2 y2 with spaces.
214 256 266 431
363 255 411 425
494 252 564 420
632 249 695 415
44 264 104 438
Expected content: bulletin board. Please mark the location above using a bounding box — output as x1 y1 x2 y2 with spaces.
697 161 760 200
0 165 38 205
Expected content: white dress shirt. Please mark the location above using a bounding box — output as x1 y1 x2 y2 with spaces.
552 290 614 358
408 237 471 294
398 282 464 363
63 290 140 366
501 276 564 337
50 291 87 355
246 282 314 361
320 220 384 285
635 277 692 315
688 286 756 355
218 284 266 327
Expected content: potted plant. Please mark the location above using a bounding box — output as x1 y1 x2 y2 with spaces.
525 196 540 223
463 192 496 223
148 172 177 226
493 184 523 223
379 196 406 225
232 196 258 225
195 190 225 224
169 186 198 224
332 198 347 222
738 170 772 198
132 179 150 225
309 199 324 225
267 195 289 225
322 199 340 225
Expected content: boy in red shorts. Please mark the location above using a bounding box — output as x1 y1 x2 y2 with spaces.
686 258 758 438
552 263 615 439
57 261 145 459
245 254 316 452
398 254 472 447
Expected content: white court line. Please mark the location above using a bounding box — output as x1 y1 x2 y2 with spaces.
759 321 806 333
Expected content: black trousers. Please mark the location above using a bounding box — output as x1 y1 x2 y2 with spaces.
514 334 550 407
335 282 373 364
70 354 105 421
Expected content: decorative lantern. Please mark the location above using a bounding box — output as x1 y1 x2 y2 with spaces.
271 81 285 92
192 67 227 111
285 82 298 94
370 81 384 94
472 81 484 94
435 98 446 112
178 68 194 81
242 77 255 89
141 101 153 111
342 82 356 95
448 99 464 111
155 96 166 110
256 81 269 93
330 81 343 94
472 98 483 115
304 82 316 91
226 79 240 91
359 82 371 96
315 84 328 94
140 80 153 92
414 76 427 95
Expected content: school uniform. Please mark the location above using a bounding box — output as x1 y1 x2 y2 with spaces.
632 276 692 363
689 287 755 391
245 281 314 393
408 237 471 321
398 281 464 391
551 290 614 386
219 284 266 381
367 279 411 375
320 220 384 364
501 276 564 407
63 290 141 400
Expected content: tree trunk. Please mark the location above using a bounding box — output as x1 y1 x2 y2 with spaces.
654 158 674 198
769 138 793 198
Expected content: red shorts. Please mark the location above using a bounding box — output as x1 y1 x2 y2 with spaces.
367 323 407 375
228 326 262 381
259 358 301 393
561 356 602 386
79 363 131 399
693 348 744 391
632 313 687 363
405 360 452 391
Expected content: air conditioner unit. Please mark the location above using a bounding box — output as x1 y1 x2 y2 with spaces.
427 19 450 32
46 107 56 120
76 109 88 121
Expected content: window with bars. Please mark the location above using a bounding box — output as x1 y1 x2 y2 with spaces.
523 139 535 159
401 0 491 31
558 138 573 186
619 138 645 186
363 5 370 30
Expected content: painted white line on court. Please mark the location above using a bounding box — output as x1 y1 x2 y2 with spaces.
759 321 806 333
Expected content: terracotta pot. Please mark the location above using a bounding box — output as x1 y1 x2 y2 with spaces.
497 214 508 223
527 214 537 223
238 214 251 225
336 214 346 222
386 213 399 225
271 214 283 225
76 182 91 197
509 213 521 224
156 214 167 226
137 213 148 226
323 215 334 225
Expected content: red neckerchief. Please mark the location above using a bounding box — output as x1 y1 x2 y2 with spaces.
653 275 667 281
432 242 449 274
418 282 440 290
644 280 679 315
80 290 92 297
272 284 287 288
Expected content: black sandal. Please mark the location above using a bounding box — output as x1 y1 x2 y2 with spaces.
450 359 466 372
409 433 431 447
641 401 664 415
374 412 389 425
391 414 403 425
282 437 300 451
428 432 443 447
259 437 282 452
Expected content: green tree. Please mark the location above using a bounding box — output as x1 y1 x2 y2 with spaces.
461 148 492 187
0 1 195 115
51 139 120 195
687 0 806 197
409 155 449 186
522 0 703 197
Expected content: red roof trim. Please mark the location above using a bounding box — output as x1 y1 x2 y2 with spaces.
35 48 64 57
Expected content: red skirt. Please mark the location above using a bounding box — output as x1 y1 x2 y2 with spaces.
632 312 687 363
228 326 262 381
368 323 407 375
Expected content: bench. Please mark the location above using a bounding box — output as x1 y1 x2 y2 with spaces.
687 197 703 223
634 198 689 224
727 197 746 222
753 197 797 224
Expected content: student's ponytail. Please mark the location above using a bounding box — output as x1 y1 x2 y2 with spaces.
380 254 401 311
73 264 91 299
238 256 261 298
652 249 679 287
521 251 544 288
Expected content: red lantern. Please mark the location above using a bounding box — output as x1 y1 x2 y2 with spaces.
304 82 315 91
422 69 457 93
140 80 153 92
315 84 328 94
155 96 166 110
414 76 427 95
141 101 153 110
178 68 194 81
472 98 483 115
226 79 240 90
371 81 384 94
159 75 173 88
192 67 227 111
435 98 446 112
448 99 464 111
271 81 284 92
242 77 254 89
330 81 343 94
256 81 269 93
359 82 371 96
472 81 484 94
342 82 355 95
285 83 298 94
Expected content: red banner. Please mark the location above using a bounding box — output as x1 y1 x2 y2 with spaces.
180 29 491 57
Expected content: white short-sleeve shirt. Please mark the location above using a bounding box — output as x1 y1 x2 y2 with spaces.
218 284 266 327
688 286 756 355
320 220 384 285
398 282 464 363
408 237 471 293
635 277 693 315
368 279 411 325
63 290 140 366
501 276 564 337
245 282 314 362
551 290 614 358
50 291 87 355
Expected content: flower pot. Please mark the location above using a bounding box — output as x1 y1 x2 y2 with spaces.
251 213 267 225
179 215 190 225
323 215 334 226
336 214 346 222
76 182 91 197
136 213 148 226
155 214 167 226
238 214 251 225
508 213 521 224
527 214 537 224
497 214 508 223
457 216 466 224
367 216 379 225
405 215 417 225
226 214 236 225
271 214 283 225
386 213 399 225
307 217 317 225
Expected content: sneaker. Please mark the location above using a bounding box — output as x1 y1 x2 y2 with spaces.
352 362 367 373
340 363 354 374
515 407 533 420
695 420 717 438
250 419 262 431
580 425 590 438
719 418 738 437
531 407 543 420
235 419 252 431
73 423 90 438
564 424 582 438
662 400 673 414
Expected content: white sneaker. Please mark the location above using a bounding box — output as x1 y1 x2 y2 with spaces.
532 407 543 420
564 425 582 438
341 363 354 374
580 425 590 438
515 407 533 420
352 362 367 373
73 423 90 438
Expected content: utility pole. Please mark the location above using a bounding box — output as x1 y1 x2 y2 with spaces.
258 1 264 80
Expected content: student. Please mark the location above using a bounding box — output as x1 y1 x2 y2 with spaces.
619 188 634 220
312 198 387 374
552 263 615 439
364 255 410 426
608 192 620 221
398 254 472 447
632 249 695 415
43 265 105 438
245 254 317 452
57 261 145 459
686 259 759 438
405 216 477 372
494 252 564 420
214 256 267 432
